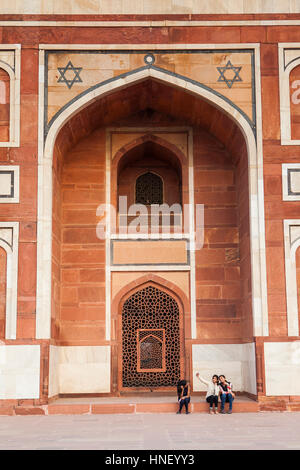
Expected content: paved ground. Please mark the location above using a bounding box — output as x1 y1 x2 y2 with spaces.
0 412 299 450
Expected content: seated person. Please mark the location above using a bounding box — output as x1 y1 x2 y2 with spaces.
176 380 191 414
218 374 235 414
195 372 219 414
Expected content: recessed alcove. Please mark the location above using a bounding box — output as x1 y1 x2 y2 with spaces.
49 77 254 395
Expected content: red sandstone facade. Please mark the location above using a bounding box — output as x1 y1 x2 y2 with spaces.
0 6 300 414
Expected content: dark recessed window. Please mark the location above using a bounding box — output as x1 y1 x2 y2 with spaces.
135 172 163 205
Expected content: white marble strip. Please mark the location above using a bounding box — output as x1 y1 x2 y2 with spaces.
110 265 191 272
105 130 111 342
39 43 260 50
188 129 197 339
3 20 300 27
253 45 269 337
36 49 51 339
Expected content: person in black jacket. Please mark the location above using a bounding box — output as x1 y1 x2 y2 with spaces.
176 380 191 414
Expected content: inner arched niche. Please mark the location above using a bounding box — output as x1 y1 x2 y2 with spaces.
289 64 300 140
0 67 10 142
51 78 252 345
116 138 185 232
117 141 182 207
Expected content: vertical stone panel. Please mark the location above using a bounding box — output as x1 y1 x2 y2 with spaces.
57 129 106 343
194 129 246 340
296 247 300 334
0 247 6 338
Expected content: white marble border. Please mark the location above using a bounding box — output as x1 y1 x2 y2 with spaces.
284 219 300 336
0 221 19 339
2 0 300 17
0 45 20 148
282 163 300 201
36 44 268 340
40 43 261 50
5 22 300 27
0 165 19 203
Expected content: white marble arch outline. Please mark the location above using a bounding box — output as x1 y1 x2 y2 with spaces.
0 221 19 339
0 45 21 147
36 56 268 339
284 219 300 336
279 43 300 145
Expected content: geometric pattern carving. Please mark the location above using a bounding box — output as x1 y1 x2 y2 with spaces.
57 61 83 89
282 164 300 201
135 172 163 205
122 286 180 388
217 60 242 89
0 166 19 203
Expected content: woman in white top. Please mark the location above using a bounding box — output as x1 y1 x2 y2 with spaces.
196 373 219 414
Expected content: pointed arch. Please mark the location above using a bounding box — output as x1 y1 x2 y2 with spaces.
36 66 268 340
112 273 190 330
112 132 188 210
113 274 187 390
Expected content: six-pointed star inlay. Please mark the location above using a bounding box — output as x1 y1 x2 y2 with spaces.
217 60 242 88
57 61 83 89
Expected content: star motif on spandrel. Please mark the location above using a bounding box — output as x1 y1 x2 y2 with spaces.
57 61 83 89
217 60 242 89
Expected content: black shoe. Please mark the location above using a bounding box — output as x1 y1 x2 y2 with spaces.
176 411 181 414
227 410 232 414
220 410 226 414
186 411 190 414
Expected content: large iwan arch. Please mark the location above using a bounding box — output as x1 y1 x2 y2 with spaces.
36 66 268 341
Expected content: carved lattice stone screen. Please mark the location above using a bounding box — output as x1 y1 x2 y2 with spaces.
122 286 181 388
135 172 163 205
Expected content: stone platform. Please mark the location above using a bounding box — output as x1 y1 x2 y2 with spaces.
2 394 258 416
47 395 259 415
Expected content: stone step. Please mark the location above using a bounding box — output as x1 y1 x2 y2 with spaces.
8 397 300 416
45 399 259 415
